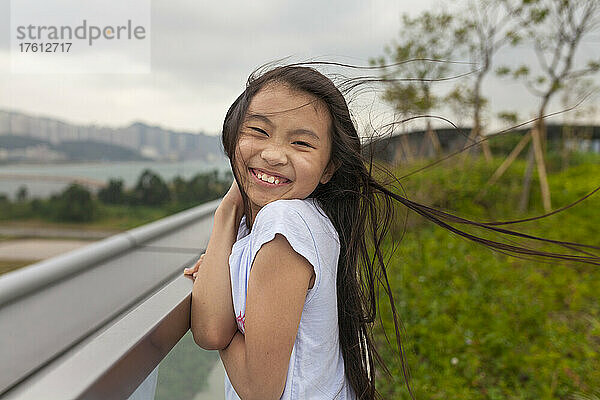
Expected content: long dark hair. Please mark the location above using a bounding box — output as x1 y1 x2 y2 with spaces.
220 60 600 399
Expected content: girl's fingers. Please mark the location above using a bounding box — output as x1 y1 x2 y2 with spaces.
184 265 198 274
183 253 206 275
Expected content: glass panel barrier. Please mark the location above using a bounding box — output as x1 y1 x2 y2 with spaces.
154 331 223 400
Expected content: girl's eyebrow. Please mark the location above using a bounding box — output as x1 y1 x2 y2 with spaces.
246 113 321 143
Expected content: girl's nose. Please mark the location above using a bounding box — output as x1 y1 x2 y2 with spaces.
261 146 288 165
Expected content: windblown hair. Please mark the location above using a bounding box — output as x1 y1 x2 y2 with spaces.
220 61 600 399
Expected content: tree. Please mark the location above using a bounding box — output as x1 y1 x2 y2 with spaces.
369 11 457 159
495 0 600 212
16 185 28 202
132 169 171 206
171 169 232 206
559 77 598 169
451 0 526 161
171 175 188 204
98 178 126 204
55 184 95 222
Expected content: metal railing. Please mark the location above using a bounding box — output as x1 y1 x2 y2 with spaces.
0 199 221 400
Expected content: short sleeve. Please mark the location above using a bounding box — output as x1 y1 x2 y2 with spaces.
249 200 321 303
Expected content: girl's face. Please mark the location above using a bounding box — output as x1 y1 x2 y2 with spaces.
234 82 335 220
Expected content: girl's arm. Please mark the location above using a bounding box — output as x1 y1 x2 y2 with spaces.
219 233 314 400
190 197 243 350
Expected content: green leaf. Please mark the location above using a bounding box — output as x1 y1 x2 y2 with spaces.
587 60 600 72
513 65 530 78
496 66 511 76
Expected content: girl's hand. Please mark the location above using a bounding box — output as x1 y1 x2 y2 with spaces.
218 179 244 217
185 180 242 281
183 253 205 280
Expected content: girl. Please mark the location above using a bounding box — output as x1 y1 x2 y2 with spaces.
184 62 600 399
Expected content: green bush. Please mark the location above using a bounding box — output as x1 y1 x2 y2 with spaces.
0 168 232 227
132 169 171 206
170 169 232 206
52 184 97 222
372 154 600 399
98 178 126 204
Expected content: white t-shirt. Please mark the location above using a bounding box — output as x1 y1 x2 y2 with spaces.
224 197 357 400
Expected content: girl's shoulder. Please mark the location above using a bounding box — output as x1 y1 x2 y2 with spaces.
255 197 339 243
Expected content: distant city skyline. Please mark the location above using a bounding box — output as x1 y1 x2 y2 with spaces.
0 0 598 137
0 109 224 162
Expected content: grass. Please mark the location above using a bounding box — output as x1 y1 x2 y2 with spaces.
372 153 600 399
0 203 193 232
0 260 36 275
91 203 180 230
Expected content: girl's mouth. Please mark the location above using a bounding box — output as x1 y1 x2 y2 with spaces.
249 168 292 187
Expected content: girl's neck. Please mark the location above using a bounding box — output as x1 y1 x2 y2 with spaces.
248 204 261 229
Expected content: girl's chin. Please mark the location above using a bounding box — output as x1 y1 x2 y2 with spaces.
248 193 287 209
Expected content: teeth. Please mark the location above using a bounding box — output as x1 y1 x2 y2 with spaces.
255 169 286 184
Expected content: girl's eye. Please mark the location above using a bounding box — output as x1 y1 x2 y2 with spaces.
249 127 313 148
250 127 268 135
294 141 313 148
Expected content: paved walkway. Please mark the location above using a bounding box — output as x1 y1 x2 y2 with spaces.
0 238 95 261
0 226 119 239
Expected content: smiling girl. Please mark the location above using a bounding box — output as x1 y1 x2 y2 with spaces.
183 63 600 400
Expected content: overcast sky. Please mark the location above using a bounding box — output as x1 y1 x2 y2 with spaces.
0 0 598 137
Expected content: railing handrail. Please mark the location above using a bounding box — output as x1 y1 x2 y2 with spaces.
0 198 221 307
0 199 221 399
3 274 193 400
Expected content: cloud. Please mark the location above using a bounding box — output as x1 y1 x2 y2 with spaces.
0 0 407 134
1 0 597 136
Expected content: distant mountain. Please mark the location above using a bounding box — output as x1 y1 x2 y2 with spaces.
0 134 47 149
59 140 154 161
0 135 152 163
0 110 226 163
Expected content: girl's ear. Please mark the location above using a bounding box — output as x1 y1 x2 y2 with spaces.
320 158 340 185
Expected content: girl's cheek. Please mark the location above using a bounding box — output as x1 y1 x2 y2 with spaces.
237 137 256 153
